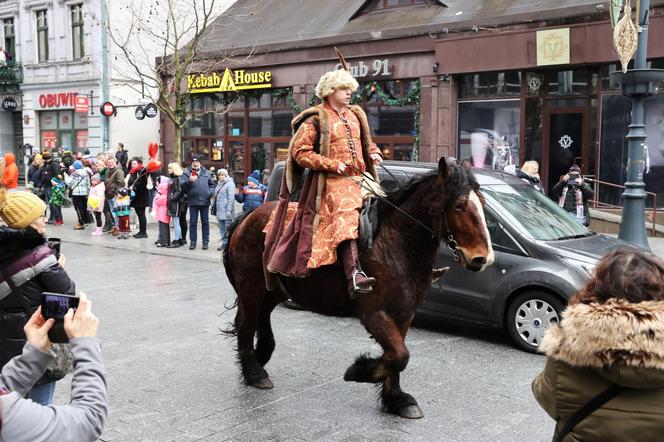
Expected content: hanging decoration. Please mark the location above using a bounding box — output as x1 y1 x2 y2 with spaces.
612 0 639 73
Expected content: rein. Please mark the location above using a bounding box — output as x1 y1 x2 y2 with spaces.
343 163 461 262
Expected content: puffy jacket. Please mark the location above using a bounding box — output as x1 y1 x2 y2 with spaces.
2 153 18 190
179 166 214 206
235 184 265 212
167 175 184 217
533 299 664 441
39 160 61 188
152 180 170 224
0 226 76 383
127 167 149 208
213 177 235 220
65 168 91 197
87 182 105 212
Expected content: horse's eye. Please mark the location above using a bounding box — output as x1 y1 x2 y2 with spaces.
454 203 465 211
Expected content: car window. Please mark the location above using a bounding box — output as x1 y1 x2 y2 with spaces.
482 184 592 241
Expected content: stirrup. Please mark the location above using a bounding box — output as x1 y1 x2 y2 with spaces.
352 269 375 293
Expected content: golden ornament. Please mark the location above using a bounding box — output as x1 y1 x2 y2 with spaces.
613 0 638 73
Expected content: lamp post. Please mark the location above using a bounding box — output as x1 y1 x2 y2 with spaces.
611 0 664 251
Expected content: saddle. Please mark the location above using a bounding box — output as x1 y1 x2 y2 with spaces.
358 197 378 254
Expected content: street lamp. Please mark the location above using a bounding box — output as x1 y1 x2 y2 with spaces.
610 0 664 251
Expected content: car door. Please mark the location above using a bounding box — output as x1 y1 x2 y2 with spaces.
422 210 504 323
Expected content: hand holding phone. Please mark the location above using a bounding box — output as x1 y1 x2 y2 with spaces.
24 307 55 353
64 292 98 339
41 292 80 343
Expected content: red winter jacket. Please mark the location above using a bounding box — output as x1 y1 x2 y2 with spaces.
2 153 18 189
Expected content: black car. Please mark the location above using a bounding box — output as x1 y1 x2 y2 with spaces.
266 161 630 352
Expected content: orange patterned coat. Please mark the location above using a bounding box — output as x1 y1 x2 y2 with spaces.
264 103 381 272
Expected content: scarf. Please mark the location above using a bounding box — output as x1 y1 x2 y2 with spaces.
559 185 584 220
129 164 144 175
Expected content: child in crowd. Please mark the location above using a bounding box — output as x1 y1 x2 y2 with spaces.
235 169 266 213
153 176 171 247
113 187 131 239
49 175 65 225
87 174 106 236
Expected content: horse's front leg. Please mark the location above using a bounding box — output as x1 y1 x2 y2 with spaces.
345 311 423 419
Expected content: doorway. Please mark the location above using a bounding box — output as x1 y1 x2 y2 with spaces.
542 107 588 194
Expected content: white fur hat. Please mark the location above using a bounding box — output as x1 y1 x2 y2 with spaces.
314 69 359 99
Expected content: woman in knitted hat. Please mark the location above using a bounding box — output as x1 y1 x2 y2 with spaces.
0 186 76 405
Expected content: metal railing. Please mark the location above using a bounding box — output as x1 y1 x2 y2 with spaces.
585 177 659 236
0 62 22 93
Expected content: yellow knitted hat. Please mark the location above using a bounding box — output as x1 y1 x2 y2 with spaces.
0 188 46 228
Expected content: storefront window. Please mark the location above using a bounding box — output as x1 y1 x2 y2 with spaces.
39 108 87 153
362 80 417 138
599 93 664 208
524 98 543 166
545 69 589 95
228 111 244 136
249 109 292 137
458 100 520 171
251 142 271 177
459 71 521 98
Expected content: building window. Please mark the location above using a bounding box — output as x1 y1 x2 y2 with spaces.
459 72 521 99
71 4 84 60
458 100 520 171
36 10 48 62
3 18 15 62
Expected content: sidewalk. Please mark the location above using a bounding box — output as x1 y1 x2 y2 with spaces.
52 206 226 263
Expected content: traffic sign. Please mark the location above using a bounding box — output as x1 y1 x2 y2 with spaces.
100 101 115 117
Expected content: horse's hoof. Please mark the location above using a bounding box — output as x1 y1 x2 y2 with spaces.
399 405 424 419
251 377 273 389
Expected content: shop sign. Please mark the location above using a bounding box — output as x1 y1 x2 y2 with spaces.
334 58 392 78
135 105 145 120
2 97 17 111
187 67 272 93
536 28 570 66
144 103 158 118
100 101 115 117
74 95 89 113
38 92 78 109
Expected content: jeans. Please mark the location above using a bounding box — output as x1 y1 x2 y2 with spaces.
172 216 182 241
188 205 209 245
27 381 56 405
218 218 230 249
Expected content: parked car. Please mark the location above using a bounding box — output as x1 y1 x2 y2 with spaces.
266 161 631 352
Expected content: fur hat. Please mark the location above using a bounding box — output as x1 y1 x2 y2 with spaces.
0 188 46 229
247 169 261 185
314 69 359 99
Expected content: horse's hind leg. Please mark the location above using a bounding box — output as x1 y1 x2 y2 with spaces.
345 311 423 418
255 292 285 366
236 291 273 389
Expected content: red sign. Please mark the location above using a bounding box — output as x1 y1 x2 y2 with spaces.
100 101 115 117
75 95 89 113
38 92 78 109
42 131 57 149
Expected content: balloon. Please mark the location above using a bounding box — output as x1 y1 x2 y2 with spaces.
146 158 162 172
148 142 159 159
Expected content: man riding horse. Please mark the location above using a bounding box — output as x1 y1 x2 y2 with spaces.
264 63 383 298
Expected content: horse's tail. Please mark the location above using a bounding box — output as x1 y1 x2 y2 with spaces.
221 209 255 337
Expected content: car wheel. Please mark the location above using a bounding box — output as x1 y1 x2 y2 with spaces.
506 291 565 353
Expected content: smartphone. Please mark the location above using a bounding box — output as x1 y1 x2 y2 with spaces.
41 292 79 343
47 238 61 260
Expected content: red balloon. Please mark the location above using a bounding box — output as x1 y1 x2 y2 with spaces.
146 158 162 172
148 142 159 159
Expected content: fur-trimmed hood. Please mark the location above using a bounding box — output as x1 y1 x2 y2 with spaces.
540 299 664 387
0 226 45 262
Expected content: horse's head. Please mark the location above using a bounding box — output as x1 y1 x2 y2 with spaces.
437 157 495 272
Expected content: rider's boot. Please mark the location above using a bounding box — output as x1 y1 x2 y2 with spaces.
340 239 375 299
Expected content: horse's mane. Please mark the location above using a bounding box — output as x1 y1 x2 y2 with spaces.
376 165 480 221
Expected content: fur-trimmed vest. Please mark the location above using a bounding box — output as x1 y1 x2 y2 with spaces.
532 299 664 441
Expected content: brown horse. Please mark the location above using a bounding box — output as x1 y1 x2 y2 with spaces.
222 157 494 418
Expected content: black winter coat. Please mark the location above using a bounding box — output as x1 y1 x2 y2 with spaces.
167 175 184 216
39 161 61 188
0 227 75 382
128 168 149 208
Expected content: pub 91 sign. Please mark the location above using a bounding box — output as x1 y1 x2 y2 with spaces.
188 67 272 94
2 97 17 112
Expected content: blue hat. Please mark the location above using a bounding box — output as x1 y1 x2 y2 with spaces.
248 170 261 185
73 160 83 169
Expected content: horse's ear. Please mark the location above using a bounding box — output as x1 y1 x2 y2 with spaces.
438 156 457 180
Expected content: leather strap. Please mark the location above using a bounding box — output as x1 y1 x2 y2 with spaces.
554 384 623 442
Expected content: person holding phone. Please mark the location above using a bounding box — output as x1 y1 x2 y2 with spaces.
552 164 594 226
0 186 76 405
0 293 107 442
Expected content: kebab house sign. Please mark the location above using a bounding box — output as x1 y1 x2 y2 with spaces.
187 67 272 93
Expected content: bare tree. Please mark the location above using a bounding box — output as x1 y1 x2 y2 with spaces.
90 0 254 162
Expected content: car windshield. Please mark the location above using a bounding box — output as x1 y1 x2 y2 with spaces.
481 184 592 241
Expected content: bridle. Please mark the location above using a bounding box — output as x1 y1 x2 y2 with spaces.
346 163 461 262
